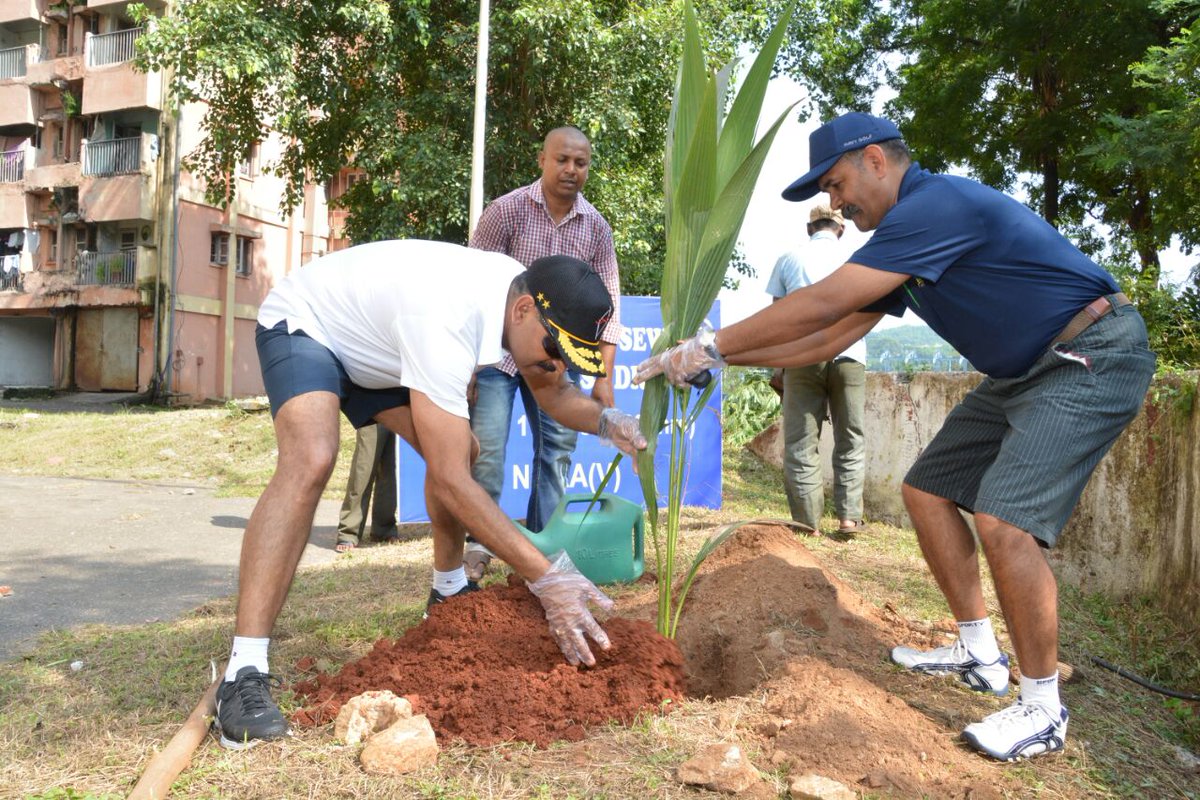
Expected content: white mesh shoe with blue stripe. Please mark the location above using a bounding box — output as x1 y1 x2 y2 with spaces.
890 637 1010 695
962 697 1069 761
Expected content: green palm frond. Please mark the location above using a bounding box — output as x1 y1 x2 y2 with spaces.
639 0 797 637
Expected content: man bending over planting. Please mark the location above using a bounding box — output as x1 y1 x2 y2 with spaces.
216 241 646 749
636 113 1155 763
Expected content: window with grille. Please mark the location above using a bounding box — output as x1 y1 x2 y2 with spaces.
209 232 229 265
210 232 253 276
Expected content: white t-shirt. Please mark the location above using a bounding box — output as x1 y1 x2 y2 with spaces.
764 230 867 364
258 240 523 418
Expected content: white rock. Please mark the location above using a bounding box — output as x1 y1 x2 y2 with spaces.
359 714 439 775
677 742 761 794
789 773 856 800
334 690 413 745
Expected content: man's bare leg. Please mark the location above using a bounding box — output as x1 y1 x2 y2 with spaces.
891 483 1009 698
235 391 342 636
217 391 341 749
975 513 1058 678
901 483 988 620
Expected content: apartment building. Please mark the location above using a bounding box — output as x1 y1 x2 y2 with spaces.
0 0 353 402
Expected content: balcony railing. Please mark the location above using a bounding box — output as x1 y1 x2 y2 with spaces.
86 27 142 67
82 137 140 176
0 45 29 79
0 149 25 182
76 250 136 285
1 256 22 291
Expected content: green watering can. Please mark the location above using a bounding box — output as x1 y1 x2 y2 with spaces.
515 492 645 585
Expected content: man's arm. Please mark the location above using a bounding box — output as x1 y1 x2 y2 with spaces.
729 311 883 368
520 367 645 457
715 262 908 359
468 198 513 253
392 391 616 667
402 392 551 580
520 369 605 433
591 342 617 408
589 224 621 408
634 263 906 387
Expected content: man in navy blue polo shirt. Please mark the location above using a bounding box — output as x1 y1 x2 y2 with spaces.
634 113 1156 762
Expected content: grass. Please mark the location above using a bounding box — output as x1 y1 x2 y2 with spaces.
0 402 359 498
0 401 1197 799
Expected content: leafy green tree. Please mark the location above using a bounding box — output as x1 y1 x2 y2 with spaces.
133 0 770 295
768 0 1200 366
773 0 1198 284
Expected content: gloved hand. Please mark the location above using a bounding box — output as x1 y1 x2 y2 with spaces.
633 320 727 388
597 407 648 457
526 550 615 667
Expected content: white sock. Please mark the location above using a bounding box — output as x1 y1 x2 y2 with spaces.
225 636 269 681
433 566 468 596
957 618 1002 663
1019 672 1062 715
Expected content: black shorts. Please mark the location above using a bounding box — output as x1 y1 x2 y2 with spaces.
255 320 410 428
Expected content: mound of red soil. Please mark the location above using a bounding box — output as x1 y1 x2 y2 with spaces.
294 523 1025 796
292 576 686 748
664 524 1019 799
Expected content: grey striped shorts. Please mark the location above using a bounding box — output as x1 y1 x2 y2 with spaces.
903 302 1156 547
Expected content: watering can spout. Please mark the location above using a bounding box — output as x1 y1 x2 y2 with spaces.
514 493 645 585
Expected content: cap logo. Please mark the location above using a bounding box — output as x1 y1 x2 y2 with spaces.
593 306 613 340
537 292 550 310
843 133 872 147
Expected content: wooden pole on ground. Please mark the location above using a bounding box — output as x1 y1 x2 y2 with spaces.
128 677 218 800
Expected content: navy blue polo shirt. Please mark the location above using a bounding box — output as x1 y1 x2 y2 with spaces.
854 164 1119 377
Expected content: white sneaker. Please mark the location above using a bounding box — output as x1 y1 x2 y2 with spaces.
962 697 1069 761
891 638 1010 695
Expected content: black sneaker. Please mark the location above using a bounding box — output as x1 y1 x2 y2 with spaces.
423 580 481 618
215 666 289 749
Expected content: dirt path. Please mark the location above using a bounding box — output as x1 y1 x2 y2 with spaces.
0 475 342 660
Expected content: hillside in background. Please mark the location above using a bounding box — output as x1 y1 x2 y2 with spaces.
864 325 971 372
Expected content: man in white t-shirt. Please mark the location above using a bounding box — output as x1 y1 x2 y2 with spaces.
214 240 647 750
764 205 867 537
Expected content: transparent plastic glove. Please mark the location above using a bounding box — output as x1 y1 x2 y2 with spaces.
526 550 615 667
597 407 648 457
632 320 727 388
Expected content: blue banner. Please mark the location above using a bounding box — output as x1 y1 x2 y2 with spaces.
397 296 722 522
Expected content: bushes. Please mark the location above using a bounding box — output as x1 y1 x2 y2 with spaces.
722 367 780 447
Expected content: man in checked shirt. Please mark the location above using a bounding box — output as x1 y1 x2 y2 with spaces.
464 126 622 579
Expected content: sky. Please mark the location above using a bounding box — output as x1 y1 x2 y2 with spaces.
718 75 1199 329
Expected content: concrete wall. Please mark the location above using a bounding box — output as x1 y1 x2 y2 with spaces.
750 371 1200 623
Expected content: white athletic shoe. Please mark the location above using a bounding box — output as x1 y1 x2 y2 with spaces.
962 697 1069 761
891 638 1010 695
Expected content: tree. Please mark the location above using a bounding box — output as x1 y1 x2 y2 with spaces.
773 0 1199 285
133 0 772 295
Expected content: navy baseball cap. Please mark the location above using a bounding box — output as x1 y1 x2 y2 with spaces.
782 112 903 202
524 255 613 377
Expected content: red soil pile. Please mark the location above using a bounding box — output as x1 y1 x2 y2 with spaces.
291 576 686 748
662 524 1019 798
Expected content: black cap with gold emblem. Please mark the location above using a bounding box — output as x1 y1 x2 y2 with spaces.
524 255 613 377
